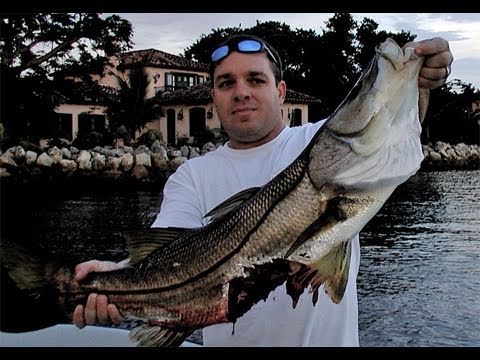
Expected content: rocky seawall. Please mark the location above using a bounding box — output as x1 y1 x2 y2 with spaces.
0 140 218 189
0 140 478 189
421 141 479 171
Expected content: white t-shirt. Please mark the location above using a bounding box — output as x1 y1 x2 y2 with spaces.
152 121 360 346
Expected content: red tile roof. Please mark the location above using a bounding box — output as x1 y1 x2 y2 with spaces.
154 82 321 106
120 49 209 72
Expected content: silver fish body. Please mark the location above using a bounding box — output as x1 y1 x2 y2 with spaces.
1 38 426 346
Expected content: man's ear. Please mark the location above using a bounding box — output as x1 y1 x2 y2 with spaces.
278 80 287 104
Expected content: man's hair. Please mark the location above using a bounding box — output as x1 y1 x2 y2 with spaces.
208 34 283 86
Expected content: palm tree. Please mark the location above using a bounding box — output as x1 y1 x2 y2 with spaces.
106 63 163 142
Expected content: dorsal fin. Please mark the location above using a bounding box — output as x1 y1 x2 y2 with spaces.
204 187 261 223
124 227 188 265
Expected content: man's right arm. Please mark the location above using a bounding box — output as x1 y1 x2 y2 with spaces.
72 162 202 328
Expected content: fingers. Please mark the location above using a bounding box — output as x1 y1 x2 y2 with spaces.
73 304 86 329
73 293 123 328
418 66 449 89
419 66 449 81
75 260 125 282
413 37 450 57
84 293 99 325
408 37 454 90
96 295 110 324
422 50 453 70
74 260 104 281
107 304 124 324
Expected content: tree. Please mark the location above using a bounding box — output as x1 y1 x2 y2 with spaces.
423 80 480 145
0 13 133 146
183 13 477 145
184 20 318 91
105 63 164 142
354 18 415 71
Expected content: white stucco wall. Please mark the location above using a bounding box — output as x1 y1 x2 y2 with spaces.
54 104 108 141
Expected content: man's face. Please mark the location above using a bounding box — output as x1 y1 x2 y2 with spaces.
211 51 286 148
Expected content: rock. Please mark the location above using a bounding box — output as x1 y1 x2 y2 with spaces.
169 157 187 171
36 152 54 168
135 152 151 167
121 153 134 172
26 151 38 165
59 159 77 173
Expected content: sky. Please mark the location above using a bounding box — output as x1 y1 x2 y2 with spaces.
107 13 480 90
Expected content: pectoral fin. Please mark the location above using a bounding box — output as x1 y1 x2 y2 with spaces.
129 324 193 347
284 197 347 259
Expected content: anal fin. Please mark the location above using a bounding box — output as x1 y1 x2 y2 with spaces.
129 324 193 347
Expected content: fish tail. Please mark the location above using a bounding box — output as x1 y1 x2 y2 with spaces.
1 239 69 332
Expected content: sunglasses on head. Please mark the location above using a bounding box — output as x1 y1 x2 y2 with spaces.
211 38 281 70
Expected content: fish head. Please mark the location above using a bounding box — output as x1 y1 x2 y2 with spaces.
309 38 426 191
325 38 425 138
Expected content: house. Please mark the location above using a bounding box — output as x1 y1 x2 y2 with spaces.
149 82 320 145
55 48 320 144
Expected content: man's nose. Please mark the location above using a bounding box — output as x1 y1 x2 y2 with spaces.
233 82 251 101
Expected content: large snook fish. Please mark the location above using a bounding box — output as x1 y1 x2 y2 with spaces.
0 38 426 346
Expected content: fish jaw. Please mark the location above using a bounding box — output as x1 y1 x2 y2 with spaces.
309 38 425 191
323 38 424 153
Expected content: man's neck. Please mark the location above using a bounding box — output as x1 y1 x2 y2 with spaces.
228 124 286 150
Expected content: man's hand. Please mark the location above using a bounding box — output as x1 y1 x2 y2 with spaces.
406 37 454 90
404 37 453 122
72 259 127 328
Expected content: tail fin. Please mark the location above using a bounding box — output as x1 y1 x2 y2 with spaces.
0 239 69 332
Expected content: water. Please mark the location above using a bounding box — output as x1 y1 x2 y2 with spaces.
358 171 480 347
1 171 479 346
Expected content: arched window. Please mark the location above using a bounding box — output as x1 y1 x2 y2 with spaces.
289 108 302 127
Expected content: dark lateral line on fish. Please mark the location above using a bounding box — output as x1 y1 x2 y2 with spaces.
76 159 310 296
75 129 328 296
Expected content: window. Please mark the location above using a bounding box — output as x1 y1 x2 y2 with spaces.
47 113 73 140
165 73 206 90
78 114 106 134
289 108 302 127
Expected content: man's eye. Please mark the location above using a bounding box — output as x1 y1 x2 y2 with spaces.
218 80 234 88
250 78 265 84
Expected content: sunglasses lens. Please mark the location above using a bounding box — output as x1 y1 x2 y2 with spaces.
211 39 278 69
211 45 229 62
237 40 262 52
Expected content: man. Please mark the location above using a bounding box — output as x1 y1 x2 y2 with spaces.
73 34 453 346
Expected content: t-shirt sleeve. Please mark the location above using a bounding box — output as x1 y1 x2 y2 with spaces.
150 162 204 229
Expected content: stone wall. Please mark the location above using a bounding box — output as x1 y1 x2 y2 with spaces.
0 140 218 188
0 140 478 188
421 142 479 171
